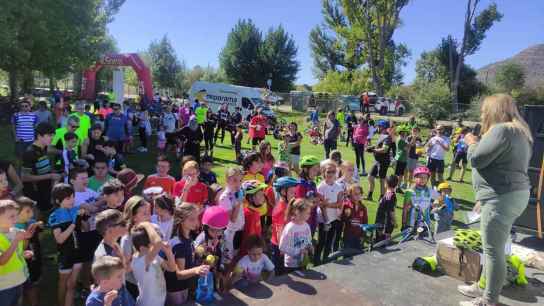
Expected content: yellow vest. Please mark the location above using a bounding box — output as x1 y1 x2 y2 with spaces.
0 232 25 277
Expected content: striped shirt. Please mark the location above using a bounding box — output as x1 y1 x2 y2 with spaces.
11 112 37 142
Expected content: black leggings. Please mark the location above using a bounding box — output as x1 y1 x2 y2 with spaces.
214 121 228 143
346 128 353 146
204 133 214 152
314 220 343 265
138 127 147 148
323 140 337 159
353 143 366 173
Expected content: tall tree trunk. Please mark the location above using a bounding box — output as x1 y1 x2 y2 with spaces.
8 69 18 103
448 36 455 92
363 1 381 96
21 69 33 95
453 0 477 113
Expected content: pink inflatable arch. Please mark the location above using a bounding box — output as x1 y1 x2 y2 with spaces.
81 53 153 102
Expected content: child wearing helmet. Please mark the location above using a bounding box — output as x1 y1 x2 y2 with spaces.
295 155 323 234
366 119 394 201
271 177 299 274
194 205 229 292
240 180 268 255
432 182 456 234
401 166 440 231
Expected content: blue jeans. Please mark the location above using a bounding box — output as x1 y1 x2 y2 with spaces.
0 285 22 306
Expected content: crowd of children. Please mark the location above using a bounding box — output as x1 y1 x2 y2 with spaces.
0 97 467 306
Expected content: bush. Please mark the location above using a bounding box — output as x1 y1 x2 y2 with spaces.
412 79 451 127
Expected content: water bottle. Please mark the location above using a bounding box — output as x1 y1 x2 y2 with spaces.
196 271 214 304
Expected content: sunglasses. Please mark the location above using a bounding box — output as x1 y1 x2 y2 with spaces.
326 170 336 174
70 125 80 129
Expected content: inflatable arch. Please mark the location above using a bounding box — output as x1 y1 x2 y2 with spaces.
81 53 153 102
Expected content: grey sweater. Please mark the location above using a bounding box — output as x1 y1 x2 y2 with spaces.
468 123 532 201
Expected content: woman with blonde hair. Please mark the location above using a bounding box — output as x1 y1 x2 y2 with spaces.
458 94 533 306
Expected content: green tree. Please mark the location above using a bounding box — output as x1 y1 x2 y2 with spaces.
220 19 263 87
451 0 502 111
311 0 410 95
495 62 525 95
148 35 182 91
0 0 126 100
309 25 345 78
260 25 300 91
415 38 483 106
412 78 451 126
220 19 299 91
313 69 371 95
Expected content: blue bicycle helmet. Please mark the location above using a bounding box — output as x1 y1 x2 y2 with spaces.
273 177 299 192
377 119 389 129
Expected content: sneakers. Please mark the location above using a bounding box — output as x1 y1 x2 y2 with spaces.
459 297 496 306
458 283 483 298
361 171 368 177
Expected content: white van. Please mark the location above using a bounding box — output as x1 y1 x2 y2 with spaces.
188 81 277 124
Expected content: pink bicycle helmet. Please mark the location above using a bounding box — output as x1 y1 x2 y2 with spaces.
413 166 431 177
202 206 229 229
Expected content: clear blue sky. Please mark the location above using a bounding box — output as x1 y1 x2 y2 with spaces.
108 0 544 86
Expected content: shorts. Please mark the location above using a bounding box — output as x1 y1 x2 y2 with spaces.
395 161 407 177
166 132 178 145
370 161 390 179
407 158 419 172
289 154 300 168
58 249 84 273
454 152 468 165
252 137 264 146
427 158 445 174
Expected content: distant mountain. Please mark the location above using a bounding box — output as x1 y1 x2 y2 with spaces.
477 44 544 89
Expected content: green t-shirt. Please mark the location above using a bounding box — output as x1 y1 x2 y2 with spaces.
195 107 208 124
52 127 81 152
395 138 408 162
88 175 113 192
71 113 91 141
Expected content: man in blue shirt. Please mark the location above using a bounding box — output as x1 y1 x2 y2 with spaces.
104 103 129 153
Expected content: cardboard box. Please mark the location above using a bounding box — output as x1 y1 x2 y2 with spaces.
436 237 482 283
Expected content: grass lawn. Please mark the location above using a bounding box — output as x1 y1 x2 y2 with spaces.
0 110 476 305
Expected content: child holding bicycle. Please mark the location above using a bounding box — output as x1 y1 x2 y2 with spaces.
401 167 439 233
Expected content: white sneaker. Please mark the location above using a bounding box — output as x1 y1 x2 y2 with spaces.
459 297 495 306
458 283 483 298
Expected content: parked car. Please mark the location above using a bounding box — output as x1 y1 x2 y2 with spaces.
374 97 406 116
